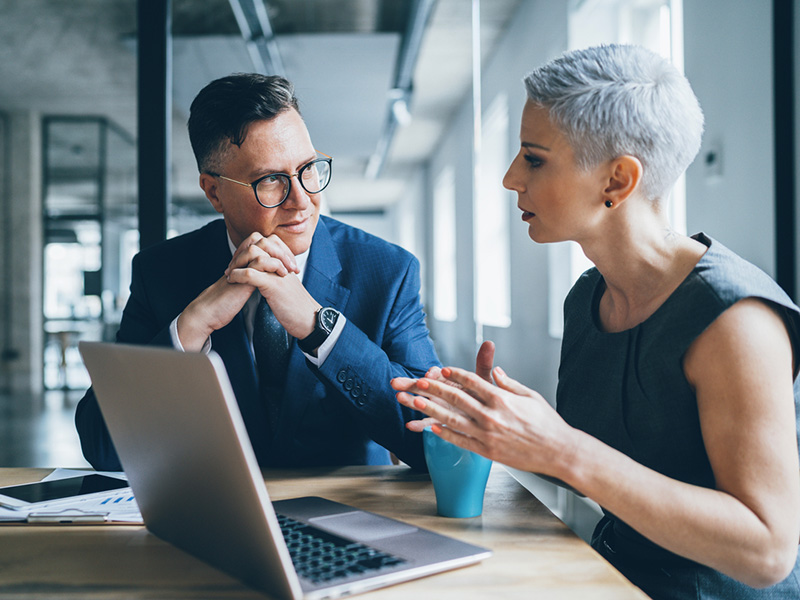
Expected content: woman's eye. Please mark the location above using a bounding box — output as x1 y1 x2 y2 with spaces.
524 154 543 169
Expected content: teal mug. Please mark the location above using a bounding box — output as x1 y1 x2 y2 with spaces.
423 427 492 518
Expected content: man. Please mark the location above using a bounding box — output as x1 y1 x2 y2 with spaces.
75 73 439 471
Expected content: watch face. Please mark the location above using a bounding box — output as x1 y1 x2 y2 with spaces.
319 307 339 332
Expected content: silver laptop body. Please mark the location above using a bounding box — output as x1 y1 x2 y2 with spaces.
79 342 490 600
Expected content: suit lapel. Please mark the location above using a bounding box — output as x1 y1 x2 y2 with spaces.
303 218 350 308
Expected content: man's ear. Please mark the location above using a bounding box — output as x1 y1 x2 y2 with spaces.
602 155 643 207
199 173 225 215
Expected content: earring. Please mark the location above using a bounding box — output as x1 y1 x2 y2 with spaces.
605 200 613 208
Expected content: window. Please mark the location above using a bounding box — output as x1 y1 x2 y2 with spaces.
432 166 457 322
474 94 511 328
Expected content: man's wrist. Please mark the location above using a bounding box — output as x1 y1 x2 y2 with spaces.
176 310 214 352
298 307 341 355
301 313 346 366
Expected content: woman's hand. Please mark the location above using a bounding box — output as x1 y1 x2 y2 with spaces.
402 341 497 433
392 363 577 475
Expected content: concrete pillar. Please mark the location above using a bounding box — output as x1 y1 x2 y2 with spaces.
1 111 43 396
0 113 7 393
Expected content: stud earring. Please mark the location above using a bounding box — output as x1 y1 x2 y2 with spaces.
605 200 613 208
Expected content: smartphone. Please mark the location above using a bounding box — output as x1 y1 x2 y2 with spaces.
0 474 130 509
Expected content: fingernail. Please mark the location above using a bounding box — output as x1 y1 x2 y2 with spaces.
413 397 427 410
431 424 442 435
441 367 452 377
495 366 505 377
416 379 430 390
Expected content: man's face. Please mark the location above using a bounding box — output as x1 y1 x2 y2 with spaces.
200 108 321 255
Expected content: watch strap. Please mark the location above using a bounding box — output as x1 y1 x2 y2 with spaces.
298 307 339 354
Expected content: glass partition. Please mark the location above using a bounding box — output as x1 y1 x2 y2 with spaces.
42 117 137 390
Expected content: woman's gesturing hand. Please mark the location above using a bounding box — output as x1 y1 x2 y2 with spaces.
391 365 578 476
401 340 496 433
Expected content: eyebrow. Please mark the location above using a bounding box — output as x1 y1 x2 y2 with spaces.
251 154 317 179
522 142 551 151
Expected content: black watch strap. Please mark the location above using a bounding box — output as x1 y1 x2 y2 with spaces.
298 307 340 354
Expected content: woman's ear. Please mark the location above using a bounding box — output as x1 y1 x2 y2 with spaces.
602 155 643 207
199 173 225 214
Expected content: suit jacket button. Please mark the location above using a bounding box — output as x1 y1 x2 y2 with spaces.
344 378 354 391
337 369 347 383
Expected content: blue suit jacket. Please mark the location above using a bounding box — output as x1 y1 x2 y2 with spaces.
75 216 440 471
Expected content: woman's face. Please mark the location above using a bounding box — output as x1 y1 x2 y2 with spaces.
503 101 607 244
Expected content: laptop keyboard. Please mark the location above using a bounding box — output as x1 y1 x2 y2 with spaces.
276 513 407 584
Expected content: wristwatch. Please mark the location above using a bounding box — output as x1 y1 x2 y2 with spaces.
298 307 340 354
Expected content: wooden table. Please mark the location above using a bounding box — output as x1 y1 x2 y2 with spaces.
0 466 648 599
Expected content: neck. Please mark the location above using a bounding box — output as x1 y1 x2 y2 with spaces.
579 204 705 332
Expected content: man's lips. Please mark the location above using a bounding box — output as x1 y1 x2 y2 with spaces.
279 216 309 233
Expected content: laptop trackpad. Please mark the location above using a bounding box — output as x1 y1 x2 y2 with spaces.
309 511 418 542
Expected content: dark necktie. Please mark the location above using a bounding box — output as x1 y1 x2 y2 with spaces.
253 297 290 432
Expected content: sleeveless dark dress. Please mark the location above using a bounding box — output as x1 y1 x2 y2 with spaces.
556 233 800 600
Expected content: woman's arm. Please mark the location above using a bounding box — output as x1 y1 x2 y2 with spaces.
392 298 799 587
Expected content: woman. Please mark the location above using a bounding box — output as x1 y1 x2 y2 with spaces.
392 44 800 599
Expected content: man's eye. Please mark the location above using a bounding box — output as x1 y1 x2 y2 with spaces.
259 175 282 187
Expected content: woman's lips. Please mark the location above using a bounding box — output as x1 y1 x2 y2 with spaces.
520 210 535 221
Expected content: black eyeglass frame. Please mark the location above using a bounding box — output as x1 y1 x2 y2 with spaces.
207 151 333 209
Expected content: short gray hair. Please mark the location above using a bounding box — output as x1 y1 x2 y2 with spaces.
523 44 704 200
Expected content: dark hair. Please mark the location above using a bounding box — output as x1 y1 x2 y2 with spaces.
187 72 300 173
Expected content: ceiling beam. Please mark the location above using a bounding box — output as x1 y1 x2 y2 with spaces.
365 0 437 179
228 0 286 76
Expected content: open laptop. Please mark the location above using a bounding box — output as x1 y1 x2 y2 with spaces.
79 342 490 600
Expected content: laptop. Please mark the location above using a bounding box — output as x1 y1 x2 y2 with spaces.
79 342 490 600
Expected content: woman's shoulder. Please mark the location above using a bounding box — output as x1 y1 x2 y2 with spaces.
689 233 798 315
671 234 800 368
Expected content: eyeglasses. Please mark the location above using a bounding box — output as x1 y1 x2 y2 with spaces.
209 151 333 208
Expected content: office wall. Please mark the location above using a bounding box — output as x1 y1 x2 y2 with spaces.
683 0 775 275
423 0 568 404
417 0 574 532
480 0 567 401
